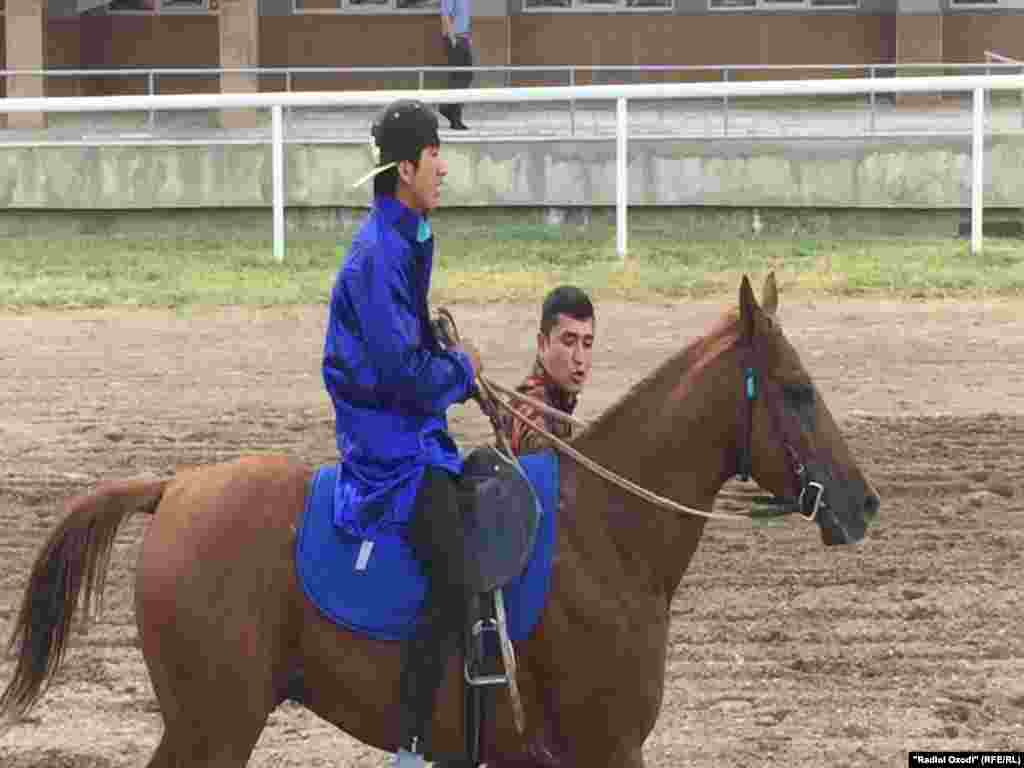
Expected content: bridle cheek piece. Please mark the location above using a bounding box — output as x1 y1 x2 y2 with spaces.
737 348 828 523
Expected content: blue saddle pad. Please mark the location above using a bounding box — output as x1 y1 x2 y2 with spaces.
295 451 559 642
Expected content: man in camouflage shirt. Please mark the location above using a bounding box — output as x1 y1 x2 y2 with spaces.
503 286 595 455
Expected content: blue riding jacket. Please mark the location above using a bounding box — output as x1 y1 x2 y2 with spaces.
323 195 476 538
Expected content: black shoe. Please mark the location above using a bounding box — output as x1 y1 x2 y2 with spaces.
449 120 469 131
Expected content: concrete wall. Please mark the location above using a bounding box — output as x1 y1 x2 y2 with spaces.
0 137 1021 209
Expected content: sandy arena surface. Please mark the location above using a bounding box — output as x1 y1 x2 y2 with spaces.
2 295 1023 767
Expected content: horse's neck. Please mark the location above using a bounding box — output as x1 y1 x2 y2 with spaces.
569 333 743 599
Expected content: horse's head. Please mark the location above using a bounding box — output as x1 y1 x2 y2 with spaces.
736 274 879 545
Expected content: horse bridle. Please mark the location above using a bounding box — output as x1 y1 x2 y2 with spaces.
736 343 828 523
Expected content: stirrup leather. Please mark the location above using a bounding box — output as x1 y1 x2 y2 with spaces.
463 588 525 734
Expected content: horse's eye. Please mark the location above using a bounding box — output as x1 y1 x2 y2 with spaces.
784 383 815 407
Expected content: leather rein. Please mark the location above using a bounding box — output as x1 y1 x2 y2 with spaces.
435 309 825 525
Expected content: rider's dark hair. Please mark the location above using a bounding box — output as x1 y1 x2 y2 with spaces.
540 285 595 336
373 164 403 198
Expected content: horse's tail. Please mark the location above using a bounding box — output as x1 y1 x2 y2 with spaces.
0 477 169 720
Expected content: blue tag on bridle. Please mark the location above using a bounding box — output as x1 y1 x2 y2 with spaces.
745 367 759 401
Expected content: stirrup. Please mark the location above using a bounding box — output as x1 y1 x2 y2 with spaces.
463 588 525 733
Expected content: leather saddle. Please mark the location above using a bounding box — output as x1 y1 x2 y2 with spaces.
457 445 543 594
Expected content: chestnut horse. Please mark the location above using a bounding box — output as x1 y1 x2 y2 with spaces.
1 274 879 767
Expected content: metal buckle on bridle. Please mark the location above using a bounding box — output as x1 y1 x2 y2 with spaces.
797 472 826 522
790 452 827 522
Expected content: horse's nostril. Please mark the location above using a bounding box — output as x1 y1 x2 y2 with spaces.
864 493 881 522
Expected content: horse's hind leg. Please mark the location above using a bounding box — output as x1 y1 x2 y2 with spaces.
140 632 274 768
144 724 265 768
146 726 266 768
144 701 269 768
134 460 300 767
138 569 276 767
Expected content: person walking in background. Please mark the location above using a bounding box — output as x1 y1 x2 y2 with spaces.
439 0 472 130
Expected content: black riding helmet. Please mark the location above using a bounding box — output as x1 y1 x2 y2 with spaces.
372 99 441 166
353 99 441 189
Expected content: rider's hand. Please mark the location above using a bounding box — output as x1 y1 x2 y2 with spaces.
456 340 483 378
432 313 457 349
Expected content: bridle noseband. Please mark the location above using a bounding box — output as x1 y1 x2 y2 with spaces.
736 343 828 523
788 444 827 522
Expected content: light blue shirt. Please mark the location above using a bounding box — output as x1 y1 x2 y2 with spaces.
441 0 471 36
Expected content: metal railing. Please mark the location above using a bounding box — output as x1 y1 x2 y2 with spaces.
2 74 1024 259
4 61 1024 135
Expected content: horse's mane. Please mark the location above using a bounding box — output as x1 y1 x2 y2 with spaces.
577 306 743 443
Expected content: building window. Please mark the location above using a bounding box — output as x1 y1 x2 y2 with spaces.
709 0 856 8
523 0 672 10
294 0 442 11
108 0 215 13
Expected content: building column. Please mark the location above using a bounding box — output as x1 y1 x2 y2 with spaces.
219 0 260 128
5 0 47 128
895 0 943 105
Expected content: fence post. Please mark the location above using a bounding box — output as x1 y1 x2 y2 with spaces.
616 97 628 259
569 69 576 137
148 72 157 130
985 66 992 118
272 104 286 263
722 68 730 137
971 87 984 257
868 65 876 133
283 71 293 126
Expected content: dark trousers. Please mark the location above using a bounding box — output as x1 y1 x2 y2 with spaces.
441 36 474 124
397 467 470 753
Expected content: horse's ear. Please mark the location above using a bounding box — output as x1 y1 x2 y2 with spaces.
739 275 759 344
762 272 779 317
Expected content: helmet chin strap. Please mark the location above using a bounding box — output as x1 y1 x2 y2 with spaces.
349 160 398 189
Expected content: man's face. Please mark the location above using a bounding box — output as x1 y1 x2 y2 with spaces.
400 145 447 214
538 314 595 395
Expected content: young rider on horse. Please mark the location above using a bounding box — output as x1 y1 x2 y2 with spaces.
322 98 483 768
501 286 595 455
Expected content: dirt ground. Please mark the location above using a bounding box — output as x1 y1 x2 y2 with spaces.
2 295 1024 767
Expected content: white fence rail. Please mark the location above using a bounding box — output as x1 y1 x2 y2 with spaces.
7 60 1024 135
4 73 1024 259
